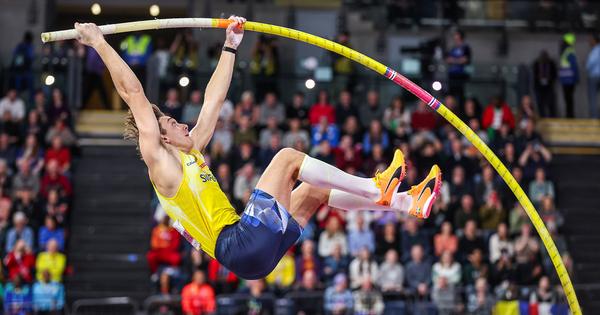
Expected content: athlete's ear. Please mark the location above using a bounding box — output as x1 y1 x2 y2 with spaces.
161 135 170 144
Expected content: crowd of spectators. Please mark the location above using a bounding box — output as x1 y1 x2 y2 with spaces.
0 87 73 314
146 69 571 313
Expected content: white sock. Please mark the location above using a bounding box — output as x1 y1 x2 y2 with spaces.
328 189 413 213
298 156 380 201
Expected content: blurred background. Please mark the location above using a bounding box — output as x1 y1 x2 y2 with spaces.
0 0 599 314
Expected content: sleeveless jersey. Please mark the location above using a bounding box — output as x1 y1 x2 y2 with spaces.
152 149 239 258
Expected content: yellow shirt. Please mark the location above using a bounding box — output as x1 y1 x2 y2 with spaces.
266 254 295 287
152 149 240 258
36 252 66 282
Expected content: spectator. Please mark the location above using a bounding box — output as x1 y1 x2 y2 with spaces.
383 96 411 137
323 243 349 285
12 159 40 196
47 88 71 126
331 31 355 94
324 273 353 315
40 159 72 199
488 223 514 263
404 244 432 298
587 33 600 118
207 258 238 294
490 248 516 287
362 120 389 155
0 89 26 122
181 270 216 315
16 134 45 175
286 91 309 128
215 163 233 199
478 190 505 232
36 239 66 282
266 250 295 291
448 166 473 211
514 224 540 265
318 216 348 257
0 134 17 167
161 88 183 121
181 89 203 125
481 96 515 132
311 117 340 148
532 50 557 117
458 220 486 263
529 275 557 303
45 118 76 148
335 90 358 127
539 196 564 232
233 116 258 147
528 167 555 207
83 46 110 109
401 218 431 262
411 100 437 132
353 276 384 315
146 216 182 274
43 188 69 227
4 239 35 282
432 250 462 287
348 213 375 256
258 91 285 126
349 247 378 290
434 221 458 258
309 90 336 126
509 204 528 237
4 275 32 315
341 116 362 145
233 163 260 204
250 35 279 99
454 194 478 230
210 120 233 159
474 164 498 207
362 143 387 176
376 249 404 293
461 249 489 289
466 277 495 314
10 31 34 91
431 276 459 315
295 240 322 284
38 216 65 252
6 211 34 253
375 222 400 262
283 118 309 149
358 90 383 129
258 116 283 149
0 198 10 256
32 270 65 314
516 95 538 130
244 279 275 315
294 269 324 315
558 33 579 118
446 29 471 102
44 136 71 175
234 90 259 127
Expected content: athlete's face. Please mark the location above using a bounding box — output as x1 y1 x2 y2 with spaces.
158 116 193 150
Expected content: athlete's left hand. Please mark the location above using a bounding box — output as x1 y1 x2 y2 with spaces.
224 15 246 49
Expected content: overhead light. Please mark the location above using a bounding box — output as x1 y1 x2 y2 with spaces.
91 3 101 15
305 79 315 89
45 75 55 86
149 4 160 17
179 76 190 87
432 81 442 91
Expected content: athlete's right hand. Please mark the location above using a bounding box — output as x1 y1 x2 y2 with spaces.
74 22 105 48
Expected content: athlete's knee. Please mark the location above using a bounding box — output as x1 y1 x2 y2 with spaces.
273 147 304 168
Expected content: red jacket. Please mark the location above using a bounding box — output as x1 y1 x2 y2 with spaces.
45 148 71 170
4 252 36 282
309 103 336 125
181 282 216 315
482 103 515 130
40 174 72 198
208 259 238 284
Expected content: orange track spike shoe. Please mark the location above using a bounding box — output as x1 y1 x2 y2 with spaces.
374 149 407 206
407 164 442 219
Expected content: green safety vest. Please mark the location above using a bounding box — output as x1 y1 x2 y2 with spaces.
120 35 151 56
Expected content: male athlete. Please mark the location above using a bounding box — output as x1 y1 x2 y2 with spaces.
74 16 441 279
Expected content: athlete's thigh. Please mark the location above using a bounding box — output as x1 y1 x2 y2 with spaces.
255 148 304 210
289 183 330 227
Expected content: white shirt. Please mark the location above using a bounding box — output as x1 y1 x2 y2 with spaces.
0 97 25 121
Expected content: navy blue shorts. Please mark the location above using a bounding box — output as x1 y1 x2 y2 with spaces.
215 189 302 279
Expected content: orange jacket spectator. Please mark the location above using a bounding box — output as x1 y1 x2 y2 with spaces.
147 217 182 273
433 222 458 257
482 99 515 130
181 270 216 315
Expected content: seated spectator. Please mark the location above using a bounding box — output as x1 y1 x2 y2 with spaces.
181 270 216 315
529 275 557 303
383 96 411 137
375 222 400 262
447 166 474 212
5 211 34 253
478 190 505 232
458 220 486 263
434 221 458 258
509 204 528 236
295 239 322 283
353 276 384 315
286 91 309 127
481 96 515 132
0 89 25 123
209 120 233 159
318 216 348 257
12 159 40 196
243 279 274 315
40 159 72 199
539 196 564 232
0 199 10 256
234 90 259 127
490 248 516 287
32 270 65 314
324 274 353 315
4 276 32 315
45 118 76 148
376 249 404 293
515 118 542 153
181 89 203 125
358 90 383 129
258 133 282 170
233 116 257 146
258 91 285 126
514 224 540 265
233 163 260 205
309 90 335 125
401 218 430 262
362 120 389 155
347 213 375 256
405 244 432 298
335 90 358 126
44 136 70 175
333 135 362 172
43 188 69 226
161 88 182 120
411 100 437 132
230 142 256 173
258 116 283 149
341 116 362 145
454 193 479 233
146 216 182 274
432 276 459 315
282 118 309 149
362 143 388 176
16 134 45 175
215 163 233 199
322 243 349 285
207 258 238 294
47 88 71 126
266 250 295 291
312 140 335 165
518 141 552 183
38 216 65 252
445 137 476 178
432 250 462 287
311 117 340 148
293 269 324 315
36 239 66 282
461 249 489 289
24 108 46 143
349 247 378 290
466 277 495 314
475 164 498 206
0 136 17 168
4 239 35 283
528 167 555 207
489 223 514 263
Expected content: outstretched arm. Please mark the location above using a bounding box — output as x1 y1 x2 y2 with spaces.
74 22 163 164
190 16 246 151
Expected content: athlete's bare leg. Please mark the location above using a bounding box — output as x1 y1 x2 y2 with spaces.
255 148 306 212
288 183 330 227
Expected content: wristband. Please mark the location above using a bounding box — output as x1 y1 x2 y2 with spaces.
222 46 237 54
